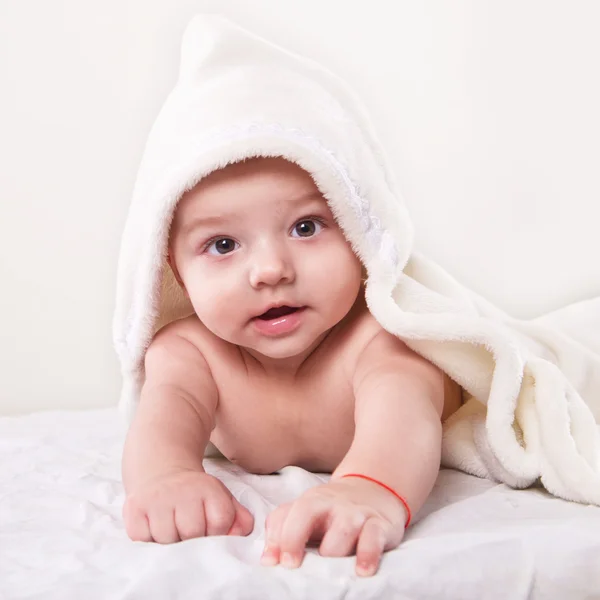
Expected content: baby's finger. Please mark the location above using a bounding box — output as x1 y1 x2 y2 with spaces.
204 497 236 536
123 500 152 542
147 506 180 544
318 512 365 557
228 497 254 536
174 499 206 540
261 504 291 566
279 499 329 568
355 517 386 577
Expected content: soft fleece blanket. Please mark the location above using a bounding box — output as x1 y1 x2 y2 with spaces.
113 14 600 505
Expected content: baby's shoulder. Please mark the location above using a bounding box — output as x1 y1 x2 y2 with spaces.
336 307 381 347
325 304 391 368
153 314 208 344
332 303 422 374
152 315 232 362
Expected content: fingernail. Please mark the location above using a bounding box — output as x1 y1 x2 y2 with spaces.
280 552 296 568
260 544 278 566
356 562 376 577
260 552 278 566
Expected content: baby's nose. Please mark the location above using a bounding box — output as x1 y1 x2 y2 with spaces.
249 251 295 288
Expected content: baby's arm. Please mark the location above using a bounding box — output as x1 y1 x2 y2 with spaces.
261 330 444 576
122 322 253 542
333 329 444 516
122 323 217 489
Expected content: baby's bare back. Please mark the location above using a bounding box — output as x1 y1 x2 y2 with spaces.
176 307 462 475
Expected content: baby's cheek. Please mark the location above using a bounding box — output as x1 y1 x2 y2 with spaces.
185 286 217 325
198 294 246 342
321 251 362 299
193 299 225 330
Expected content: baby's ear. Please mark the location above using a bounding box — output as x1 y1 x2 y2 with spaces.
166 250 186 291
360 263 368 282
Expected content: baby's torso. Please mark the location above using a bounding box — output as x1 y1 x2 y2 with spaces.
208 356 357 474
179 306 462 475
186 305 379 474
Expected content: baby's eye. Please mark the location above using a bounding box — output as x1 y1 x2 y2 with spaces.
205 238 239 256
291 219 323 238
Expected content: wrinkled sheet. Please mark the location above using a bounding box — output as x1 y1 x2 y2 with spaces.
1 409 599 599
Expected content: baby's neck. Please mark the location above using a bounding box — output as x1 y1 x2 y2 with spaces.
240 328 334 381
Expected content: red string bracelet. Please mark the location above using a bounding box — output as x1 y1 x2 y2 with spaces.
340 473 412 528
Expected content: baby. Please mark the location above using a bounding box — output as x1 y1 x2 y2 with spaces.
121 155 463 577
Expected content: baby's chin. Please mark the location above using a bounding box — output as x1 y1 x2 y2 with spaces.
245 339 318 360
241 330 331 362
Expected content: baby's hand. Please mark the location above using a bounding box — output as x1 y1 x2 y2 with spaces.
261 477 407 577
123 469 254 543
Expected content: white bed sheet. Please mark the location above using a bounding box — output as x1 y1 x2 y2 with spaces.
1 408 599 600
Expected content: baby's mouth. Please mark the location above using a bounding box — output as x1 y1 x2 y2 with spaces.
257 306 302 320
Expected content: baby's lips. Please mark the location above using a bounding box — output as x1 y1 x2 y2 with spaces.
256 305 300 320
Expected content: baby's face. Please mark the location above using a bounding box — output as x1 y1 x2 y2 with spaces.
169 157 362 360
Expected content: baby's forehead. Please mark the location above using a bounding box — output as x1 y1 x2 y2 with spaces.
190 156 312 194
173 157 324 222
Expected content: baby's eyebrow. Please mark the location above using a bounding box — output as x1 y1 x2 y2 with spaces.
180 191 325 236
292 191 325 205
180 214 231 237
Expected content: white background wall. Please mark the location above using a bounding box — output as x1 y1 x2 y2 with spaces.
1 0 599 414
